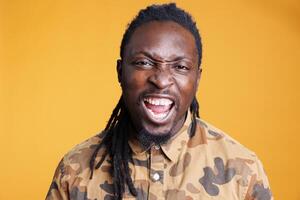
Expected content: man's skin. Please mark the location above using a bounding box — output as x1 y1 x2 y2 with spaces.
117 21 202 138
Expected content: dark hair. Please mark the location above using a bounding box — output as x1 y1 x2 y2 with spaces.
90 3 201 199
120 3 202 67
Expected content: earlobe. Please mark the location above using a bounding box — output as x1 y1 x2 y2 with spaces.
117 59 122 83
197 67 202 86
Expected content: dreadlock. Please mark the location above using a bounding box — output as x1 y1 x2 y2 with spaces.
90 3 202 199
89 97 137 199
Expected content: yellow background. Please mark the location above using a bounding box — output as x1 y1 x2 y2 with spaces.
1 0 299 199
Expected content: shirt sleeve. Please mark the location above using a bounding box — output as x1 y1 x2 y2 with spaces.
46 159 69 200
244 156 273 200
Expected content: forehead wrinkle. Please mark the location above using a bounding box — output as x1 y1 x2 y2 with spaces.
129 50 191 63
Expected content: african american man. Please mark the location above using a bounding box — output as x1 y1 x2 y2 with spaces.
46 3 273 200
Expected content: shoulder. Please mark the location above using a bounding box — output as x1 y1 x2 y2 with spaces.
194 118 273 199
46 133 105 199
59 133 104 177
195 118 257 160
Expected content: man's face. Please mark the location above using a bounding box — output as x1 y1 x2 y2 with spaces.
118 21 201 138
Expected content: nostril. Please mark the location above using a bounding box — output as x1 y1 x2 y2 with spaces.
148 71 174 89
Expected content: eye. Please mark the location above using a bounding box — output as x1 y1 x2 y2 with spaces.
174 64 189 71
133 60 154 68
136 61 150 65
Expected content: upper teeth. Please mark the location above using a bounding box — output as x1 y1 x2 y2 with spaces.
144 98 173 106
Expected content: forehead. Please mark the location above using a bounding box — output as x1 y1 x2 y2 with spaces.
124 21 198 62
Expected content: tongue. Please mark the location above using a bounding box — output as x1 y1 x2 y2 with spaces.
144 102 172 114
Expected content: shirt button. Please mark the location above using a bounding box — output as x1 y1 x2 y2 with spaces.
154 145 160 150
152 172 160 181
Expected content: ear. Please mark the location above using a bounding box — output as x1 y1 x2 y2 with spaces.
196 67 202 89
116 59 122 83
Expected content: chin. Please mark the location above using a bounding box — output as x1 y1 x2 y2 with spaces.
142 122 174 136
137 128 172 148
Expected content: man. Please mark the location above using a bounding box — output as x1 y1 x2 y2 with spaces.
46 3 273 200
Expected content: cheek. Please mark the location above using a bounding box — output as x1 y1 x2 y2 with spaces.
121 70 147 95
175 75 198 103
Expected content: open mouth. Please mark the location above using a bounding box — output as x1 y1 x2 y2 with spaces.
142 96 175 123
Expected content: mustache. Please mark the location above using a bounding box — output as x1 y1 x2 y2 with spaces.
141 88 172 95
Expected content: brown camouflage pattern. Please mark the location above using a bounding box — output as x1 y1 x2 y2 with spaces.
46 113 273 199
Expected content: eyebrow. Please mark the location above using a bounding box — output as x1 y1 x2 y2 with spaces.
131 51 188 63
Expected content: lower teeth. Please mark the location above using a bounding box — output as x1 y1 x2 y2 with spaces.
148 109 168 119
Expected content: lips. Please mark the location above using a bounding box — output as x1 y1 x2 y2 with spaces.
142 96 175 123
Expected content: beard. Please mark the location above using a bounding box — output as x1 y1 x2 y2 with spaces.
136 129 172 149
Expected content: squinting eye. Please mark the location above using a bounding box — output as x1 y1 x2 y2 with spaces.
133 60 153 69
134 60 151 66
175 65 189 71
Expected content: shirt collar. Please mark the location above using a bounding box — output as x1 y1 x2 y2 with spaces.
160 111 191 162
128 111 192 162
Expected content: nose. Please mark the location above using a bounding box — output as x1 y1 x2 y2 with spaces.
148 68 174 89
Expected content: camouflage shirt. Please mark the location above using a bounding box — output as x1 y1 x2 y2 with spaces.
46 114 273 200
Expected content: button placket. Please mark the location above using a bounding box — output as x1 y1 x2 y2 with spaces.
148 145 164 199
